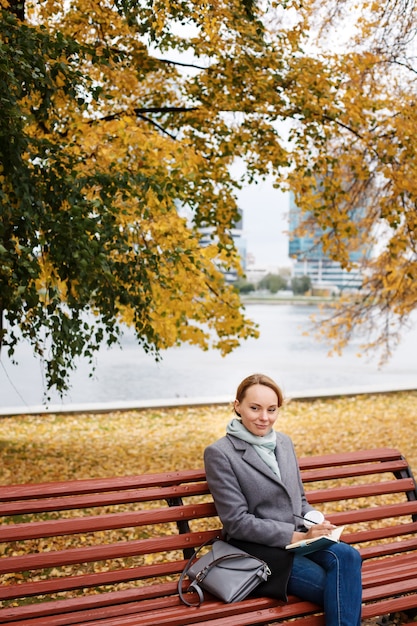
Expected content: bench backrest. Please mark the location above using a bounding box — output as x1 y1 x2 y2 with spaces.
1 447 417 619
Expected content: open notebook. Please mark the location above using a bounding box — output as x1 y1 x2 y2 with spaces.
285 526 345 555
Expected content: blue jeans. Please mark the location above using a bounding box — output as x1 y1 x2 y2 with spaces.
287 542 362 626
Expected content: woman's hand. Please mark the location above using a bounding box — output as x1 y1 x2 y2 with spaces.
291 520 336 544
305 520 336 539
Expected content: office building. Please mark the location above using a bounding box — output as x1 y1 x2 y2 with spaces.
288 193 365 292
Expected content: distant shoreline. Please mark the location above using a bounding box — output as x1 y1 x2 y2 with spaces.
241 294 336 305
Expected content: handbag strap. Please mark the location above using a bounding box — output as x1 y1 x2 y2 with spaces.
178 537 216 607
178 538 269 607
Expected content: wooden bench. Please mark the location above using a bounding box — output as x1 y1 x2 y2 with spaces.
1 447 417 626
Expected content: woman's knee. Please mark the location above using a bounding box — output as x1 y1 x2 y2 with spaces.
308 542 362 575
328 542 362 577
335 543 362 567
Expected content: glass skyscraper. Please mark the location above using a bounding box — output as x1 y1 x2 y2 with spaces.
288 193 365 292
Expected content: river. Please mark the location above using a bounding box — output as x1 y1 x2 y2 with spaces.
1 303 416 409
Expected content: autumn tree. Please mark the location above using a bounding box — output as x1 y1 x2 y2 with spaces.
2 0 274 395
1 0 416 397
286 0 417 361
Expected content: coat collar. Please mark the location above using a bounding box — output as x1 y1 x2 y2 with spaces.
226 432 289 486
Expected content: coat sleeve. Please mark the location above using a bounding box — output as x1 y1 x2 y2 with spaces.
204 441 296 548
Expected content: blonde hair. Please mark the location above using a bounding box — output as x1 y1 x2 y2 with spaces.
234 373 284 415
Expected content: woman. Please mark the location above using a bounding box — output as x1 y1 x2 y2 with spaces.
204 373 362 626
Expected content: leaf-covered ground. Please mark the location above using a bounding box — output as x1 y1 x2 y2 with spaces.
1 392 417 625
1 391 416 484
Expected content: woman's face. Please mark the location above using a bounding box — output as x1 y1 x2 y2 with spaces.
234 383 279 437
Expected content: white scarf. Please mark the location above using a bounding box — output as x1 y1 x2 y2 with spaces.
226 418 281 479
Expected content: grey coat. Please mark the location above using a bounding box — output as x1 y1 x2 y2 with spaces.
204 431 314 547
204 431 315 600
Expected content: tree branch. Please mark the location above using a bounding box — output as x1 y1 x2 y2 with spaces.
98 106 200 123
157 57 208 71
136 112 178 139
387 58 417 76
93 106 201 139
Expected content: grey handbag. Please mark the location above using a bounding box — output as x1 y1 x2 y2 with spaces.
178 538 271 606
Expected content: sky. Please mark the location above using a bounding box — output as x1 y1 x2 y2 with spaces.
236 177 291 269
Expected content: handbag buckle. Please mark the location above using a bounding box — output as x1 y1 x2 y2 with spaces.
195 566 209 582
